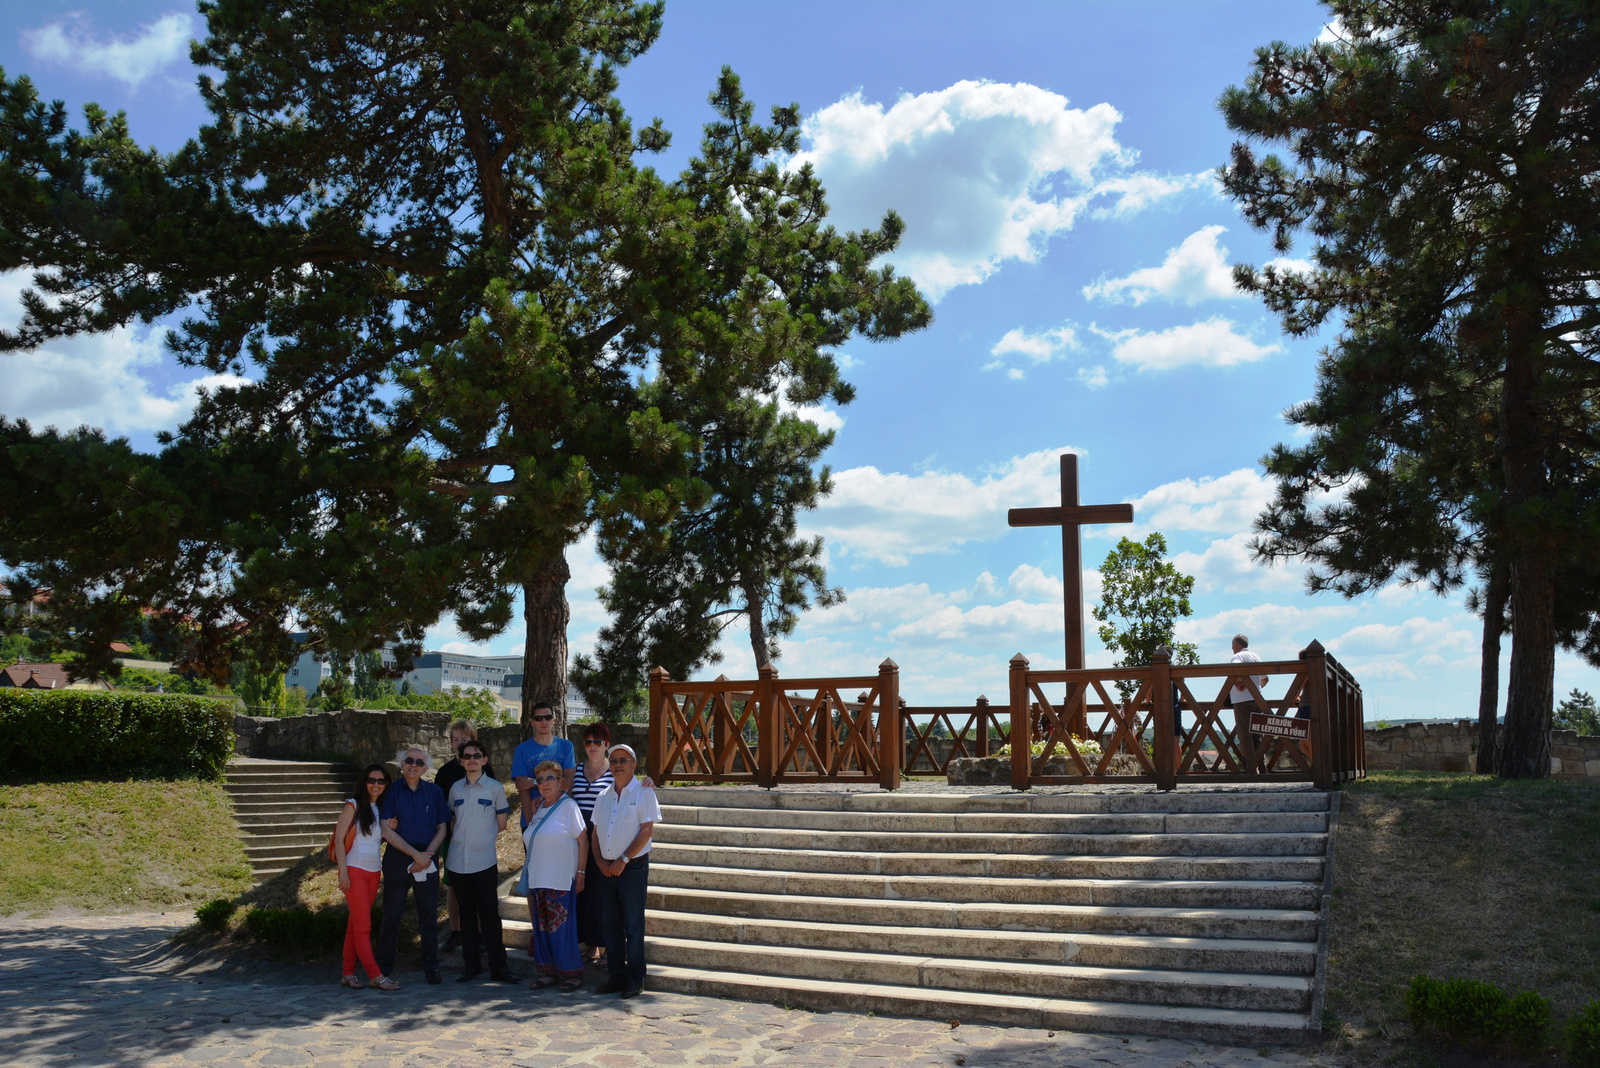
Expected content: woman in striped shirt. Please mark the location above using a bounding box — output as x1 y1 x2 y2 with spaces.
570 722 613 965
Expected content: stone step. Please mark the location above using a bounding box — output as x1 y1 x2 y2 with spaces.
639 909 1315 975
654 787 1328 815
228 760 354 772
649 842 1325 882
641 936 1311 1012
242 831 331 856
225 778 353 792
649 862 1322 910
229 800 350 816
236 814 345 835
638 886 1318 942
658 804 1326 836
224 785 351 801
226 768 354 781
606 961 1312 1044
654 823 1327 858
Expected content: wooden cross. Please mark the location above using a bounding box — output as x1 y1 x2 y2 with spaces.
1007 453 1133 670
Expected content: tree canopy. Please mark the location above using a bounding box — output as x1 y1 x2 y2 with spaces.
1220 0 1600 776
1093 532 1200 701
0 3 928 730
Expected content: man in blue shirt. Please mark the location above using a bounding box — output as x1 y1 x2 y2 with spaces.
510 700 575 952
377 747 449 985
511 700 575 827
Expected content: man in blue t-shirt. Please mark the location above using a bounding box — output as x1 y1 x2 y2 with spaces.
511 700 576 828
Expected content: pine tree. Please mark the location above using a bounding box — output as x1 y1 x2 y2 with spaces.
1220 0 1600 776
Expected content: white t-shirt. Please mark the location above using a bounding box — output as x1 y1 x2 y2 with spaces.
520 795 588 890
342 800 383 872
1229 649 1268 705
591 777 662 862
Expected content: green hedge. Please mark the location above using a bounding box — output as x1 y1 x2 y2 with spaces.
0 691 235 780
1407 974 1551 1055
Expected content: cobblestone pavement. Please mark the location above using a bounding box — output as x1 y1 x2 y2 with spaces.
0 913 1330 1068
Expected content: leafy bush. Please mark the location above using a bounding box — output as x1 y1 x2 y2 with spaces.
244 905 348 951
1407 974 1550 1054
1569 1000 1600 1068
994 735 1104 760
0 691 235 780
195 898 236 933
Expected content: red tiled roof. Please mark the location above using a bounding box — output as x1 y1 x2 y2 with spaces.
0 662 71 689
110 641 133 654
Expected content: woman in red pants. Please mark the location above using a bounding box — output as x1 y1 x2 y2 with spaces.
335 763 396 989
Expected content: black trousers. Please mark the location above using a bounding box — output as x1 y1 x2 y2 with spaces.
377 847 439 974
452 864 508 973
599 856 649 988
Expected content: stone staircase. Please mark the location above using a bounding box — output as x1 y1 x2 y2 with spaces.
502 786 1336 1045
224 759 357 881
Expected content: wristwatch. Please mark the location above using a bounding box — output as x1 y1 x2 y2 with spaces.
618 853 630 867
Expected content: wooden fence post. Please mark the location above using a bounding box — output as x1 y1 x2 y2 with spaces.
975 696 991 758
877 658 901 790
756 663 779 789
1009 653 1030 791
647 666 669 782
1152 646 1176 792
1300 641 1333 790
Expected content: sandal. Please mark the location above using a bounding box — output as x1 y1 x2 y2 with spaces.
341 974 366 989
529 976 559 990
559 978 583 993
372 975 400 991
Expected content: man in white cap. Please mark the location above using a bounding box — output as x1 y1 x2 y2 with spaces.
588 744 660 998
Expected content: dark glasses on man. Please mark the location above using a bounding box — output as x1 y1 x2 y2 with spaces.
461 752 485 761
532 713 554 722
402 757 427 766
608 756 633 764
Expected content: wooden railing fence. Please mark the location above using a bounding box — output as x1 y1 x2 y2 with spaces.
645 640 1363 791
647 660 902 788
1007 639 1364 790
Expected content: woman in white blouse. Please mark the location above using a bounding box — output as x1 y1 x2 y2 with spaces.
517 758 588 991
334 764 397 990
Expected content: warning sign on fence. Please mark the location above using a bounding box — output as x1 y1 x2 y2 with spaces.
1250 712 1310 741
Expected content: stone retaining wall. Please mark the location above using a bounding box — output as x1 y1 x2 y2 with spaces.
232 708 650 777
1365 719 1600 779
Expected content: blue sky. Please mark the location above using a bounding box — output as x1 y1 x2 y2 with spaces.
2 2 1586 719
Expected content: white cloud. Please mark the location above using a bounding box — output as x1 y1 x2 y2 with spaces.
21 12 194 89
1173 533 1307 594
1124 468 1276 536
0 272 248 435
808 446 1079 566
795 81 1201 300
1087 172 1214 220
985 324 1080 376
1083 225 1240 305
1077 365 1110 389
1100 317 1280 371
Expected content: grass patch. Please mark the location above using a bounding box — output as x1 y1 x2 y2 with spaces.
1326 770 1600 1058
0 780 253 916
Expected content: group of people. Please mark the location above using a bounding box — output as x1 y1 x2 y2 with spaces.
331 702 661 999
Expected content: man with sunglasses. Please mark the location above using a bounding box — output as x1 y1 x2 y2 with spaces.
512 700 576 827
446 741 518 984
589 744 660 999
377 747 448 984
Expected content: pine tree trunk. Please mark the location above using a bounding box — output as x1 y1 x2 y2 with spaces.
1500 555 1555 777
521 550 571 734
743 577 771 672
1476 558 1509 773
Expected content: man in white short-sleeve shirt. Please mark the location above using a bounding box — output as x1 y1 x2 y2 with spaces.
1229 634 1270 769
589 745 661 998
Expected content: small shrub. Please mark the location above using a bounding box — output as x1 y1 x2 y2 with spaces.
244 905 347 951
1500 990 1551 1055
1569 1000 1600 1068
1407 974 1551 1054
194 898 236 933
0 691 234 780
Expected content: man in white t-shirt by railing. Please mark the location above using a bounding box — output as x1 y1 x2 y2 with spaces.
1228 634 1270 771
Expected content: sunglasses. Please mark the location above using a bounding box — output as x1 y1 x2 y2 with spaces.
532 714 554 722
535 774 560 784
366 777 387 785
584 739 606 746
461 753 485 762
608 757 633 764
402 757 427 766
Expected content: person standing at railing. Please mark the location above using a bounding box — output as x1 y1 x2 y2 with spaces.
1228 635 1270 771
